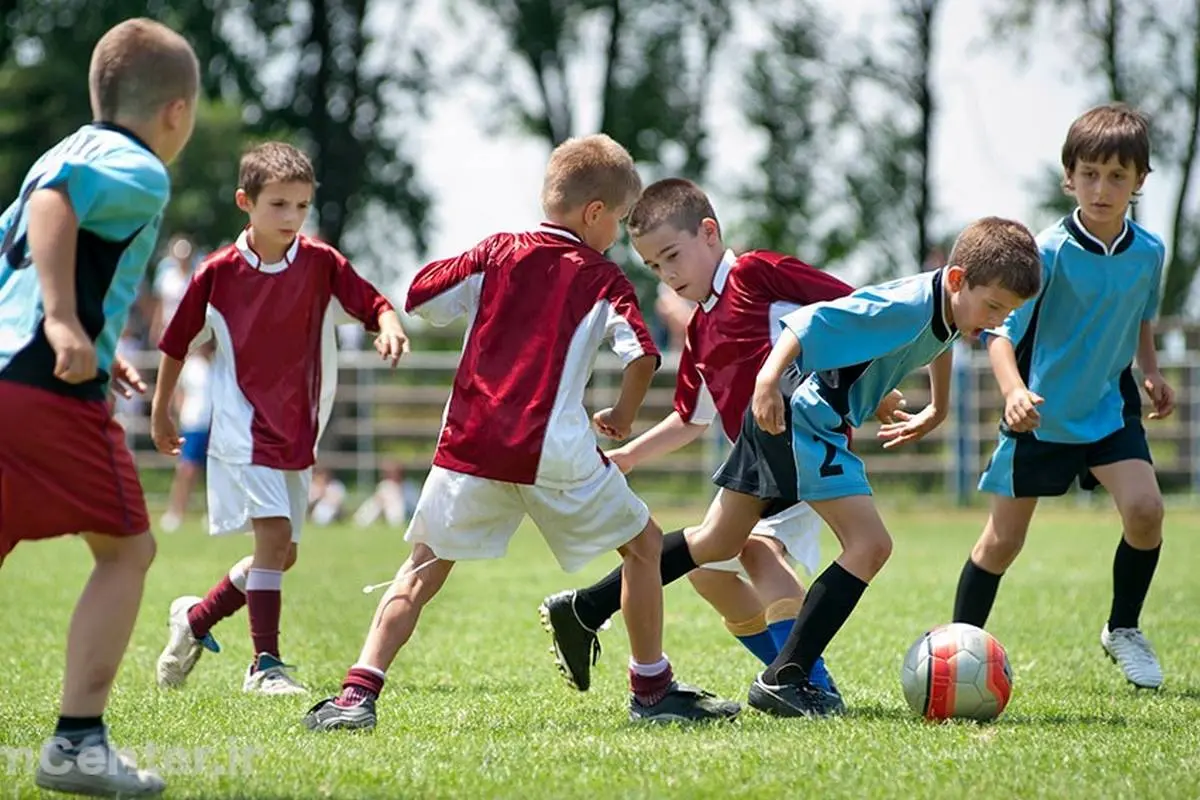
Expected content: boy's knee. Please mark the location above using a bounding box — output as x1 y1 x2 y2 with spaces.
1121 492 1164 537
621 522 663 563
846 533 892 578
282 544 299 571
114 532 157 572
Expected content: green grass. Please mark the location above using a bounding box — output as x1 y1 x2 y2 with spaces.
2 506 1200 799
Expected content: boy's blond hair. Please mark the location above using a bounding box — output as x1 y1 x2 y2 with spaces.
238 142 316 200
540 134 642 216
949 217 1042 299
1062 103 1152 176
88 18 199 122
626 178 720 239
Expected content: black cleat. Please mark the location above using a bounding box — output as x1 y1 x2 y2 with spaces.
629 682 742 724
748 672 846 718
539 590 602 691
302 696 377 731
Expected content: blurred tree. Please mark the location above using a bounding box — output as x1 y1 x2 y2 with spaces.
990 0 1200 316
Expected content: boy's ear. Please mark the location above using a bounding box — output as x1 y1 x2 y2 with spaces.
1062 168 1076 194
235 188 252 213
945 264 967 291
700 217 720 245
583 199 606 226
1134 171 1148 193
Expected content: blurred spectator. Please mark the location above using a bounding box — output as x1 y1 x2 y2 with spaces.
354 462 421 528
309 466 347 526
655 283 695 353
112 323 146 442
151 235 196 342
161 340 214 533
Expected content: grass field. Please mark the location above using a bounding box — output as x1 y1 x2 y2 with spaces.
2 505 1200 799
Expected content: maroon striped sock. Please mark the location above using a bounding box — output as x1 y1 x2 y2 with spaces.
186 576 246 639
247 589 281 658
630 663 674 707
335 667 386 707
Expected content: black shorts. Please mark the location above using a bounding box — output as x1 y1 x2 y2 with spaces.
979 418 1152 498
712 403 801 519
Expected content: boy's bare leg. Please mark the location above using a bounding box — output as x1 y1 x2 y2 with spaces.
617 520 665 665
952 495 1038 627
305 544 455 731
1091 459 1164 688
162 461 199 530
750 495 892 717
687 568 763 624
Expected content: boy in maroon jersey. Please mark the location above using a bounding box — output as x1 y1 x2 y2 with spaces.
303 135 740 730
540 178 904 698
151 142 409 695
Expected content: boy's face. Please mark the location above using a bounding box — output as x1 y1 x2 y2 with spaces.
946 266 1027 338
236 180 313 250
159 96 198 165
1065 155 1146 228
632 219 722 304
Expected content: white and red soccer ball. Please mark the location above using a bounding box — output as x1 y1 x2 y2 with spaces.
900 622 1013 722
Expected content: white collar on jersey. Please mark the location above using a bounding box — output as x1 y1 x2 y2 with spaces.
536 222 583 243
1070 208 1130 256
700 249 737 313
236 228 301 274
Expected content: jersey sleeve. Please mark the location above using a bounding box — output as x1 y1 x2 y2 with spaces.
158 263 214 361
405 236 494 326
39 147 169 242
603 273 661 367
328 249 394 332
780 284 929 374
673 336 716 425
744 254 853 304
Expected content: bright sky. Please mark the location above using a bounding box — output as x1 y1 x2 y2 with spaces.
396 0 1178 273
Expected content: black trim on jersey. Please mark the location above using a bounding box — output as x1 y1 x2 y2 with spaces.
930 268 956 342
91 121 157 158
1118 364 1142 420
0 228 139 401
1064 213 1135 256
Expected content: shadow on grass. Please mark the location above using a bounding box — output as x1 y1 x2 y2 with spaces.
846 702 1136 729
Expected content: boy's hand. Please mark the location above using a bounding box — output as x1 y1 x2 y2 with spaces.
593 408 633 440
1143 372 1176 420
374 316 411 367
752 378 786 435
875 389 907 424
110 355 148 399
44 316 97 384
150 407 184 456
877 405 946 449
1003 387 1043 432
604 447 636 474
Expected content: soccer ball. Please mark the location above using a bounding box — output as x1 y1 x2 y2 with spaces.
900 622 1013 722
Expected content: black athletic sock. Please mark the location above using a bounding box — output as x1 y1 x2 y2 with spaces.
572 530 697 630
1108 538 1161 630
952 558 1003 628
763 562 867 685
55 715 105 748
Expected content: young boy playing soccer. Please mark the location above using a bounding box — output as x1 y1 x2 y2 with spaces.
952 104 1174 689
302 135 740 731
0 18 198 796
540 178 907 694
747 216 1043 717
152 141 409 695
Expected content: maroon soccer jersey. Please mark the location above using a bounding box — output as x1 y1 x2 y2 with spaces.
406 224 659 487
674 250 852 441
159 231 393 470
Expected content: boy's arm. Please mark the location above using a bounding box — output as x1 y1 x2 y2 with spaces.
1137 320 1175 419
610 412 709 472
877 348 954 449
596 274 662 440
753 328 802 434
405 238 493 327
595 353 657 440
27 189 96 384
986 335 1043 432
151 354 185 455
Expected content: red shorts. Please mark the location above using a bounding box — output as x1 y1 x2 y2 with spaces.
0 381 149 561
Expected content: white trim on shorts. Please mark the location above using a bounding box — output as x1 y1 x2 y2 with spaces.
206 458 311 542
700 491 822 576
404 464 650 573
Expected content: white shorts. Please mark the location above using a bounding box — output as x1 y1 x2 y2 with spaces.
404 465 650 573
207 458 311 542
702 495 823 577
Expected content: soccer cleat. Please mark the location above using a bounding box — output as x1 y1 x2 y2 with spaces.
156 595 220 689
539 590 603 691
243 653 308 695
35 730 165 797
629 682 742 724
1101 625 1163 689
302 697 378 732
748 672 846 718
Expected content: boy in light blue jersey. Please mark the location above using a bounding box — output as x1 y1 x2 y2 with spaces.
953 104 1175 690
747 217 1043 717
0 18 198 798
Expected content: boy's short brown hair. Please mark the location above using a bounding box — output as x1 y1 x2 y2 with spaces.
1062 103 1152 176
238 142 316 200
626 178 721 239
88 19 199 122
541 134 642 216
949 217 1042 299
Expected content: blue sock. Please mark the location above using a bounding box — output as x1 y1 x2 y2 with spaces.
735 630 778 665
769 617 833 691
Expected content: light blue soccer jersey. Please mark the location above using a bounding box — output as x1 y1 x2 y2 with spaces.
0 123 169 400
982 210 1164 444
781 268 960 428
